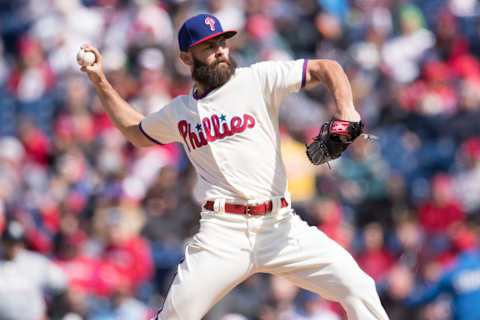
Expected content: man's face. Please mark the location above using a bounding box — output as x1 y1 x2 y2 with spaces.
187 37 237 90
1 241 22 260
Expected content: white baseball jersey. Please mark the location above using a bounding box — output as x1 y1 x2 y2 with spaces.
139 59 308 203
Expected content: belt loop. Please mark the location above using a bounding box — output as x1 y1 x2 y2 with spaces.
271 197 280 213
284 192 291 207
213 199 225 213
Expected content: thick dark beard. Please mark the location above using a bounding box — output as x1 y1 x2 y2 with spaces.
192 56 237 91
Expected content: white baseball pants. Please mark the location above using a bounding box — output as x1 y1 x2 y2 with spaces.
156 206 389 320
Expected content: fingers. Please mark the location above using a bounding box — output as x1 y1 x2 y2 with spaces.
85 65 97 73
80 65 98 74
79 44 106 84
79 65 95 72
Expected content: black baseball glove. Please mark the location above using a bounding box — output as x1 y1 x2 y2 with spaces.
306 118 365 166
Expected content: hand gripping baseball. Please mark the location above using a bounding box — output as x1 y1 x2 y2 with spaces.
78 44 105 84
306 118 374 166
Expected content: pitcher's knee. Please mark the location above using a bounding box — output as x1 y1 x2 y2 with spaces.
342 272 388 318
344 271 377 300
362 273 378 293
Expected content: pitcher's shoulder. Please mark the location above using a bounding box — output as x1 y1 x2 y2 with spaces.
169 95 193 108
233 65 260 80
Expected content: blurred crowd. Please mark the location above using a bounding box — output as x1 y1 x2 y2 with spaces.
1 0 480 319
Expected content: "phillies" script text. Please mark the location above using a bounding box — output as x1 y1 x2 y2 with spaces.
178 113 256 151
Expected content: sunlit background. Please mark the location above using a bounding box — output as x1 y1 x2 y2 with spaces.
0 0 480 319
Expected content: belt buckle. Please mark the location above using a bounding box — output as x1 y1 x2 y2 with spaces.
245 205 253 216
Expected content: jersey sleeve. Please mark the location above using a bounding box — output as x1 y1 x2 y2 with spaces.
251 59 308 111
139 103 180 144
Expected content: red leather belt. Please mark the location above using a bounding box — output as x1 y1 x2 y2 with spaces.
203 198 288 216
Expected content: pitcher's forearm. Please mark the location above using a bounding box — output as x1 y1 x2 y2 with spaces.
322 62 355 117
79 43 153 147
93 77 144 135
306 59 360 121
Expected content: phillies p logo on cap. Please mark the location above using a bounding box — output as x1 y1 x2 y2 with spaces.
205 16 216 31
178 13 237 52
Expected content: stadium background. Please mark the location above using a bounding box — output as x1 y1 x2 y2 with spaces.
0 0 480 319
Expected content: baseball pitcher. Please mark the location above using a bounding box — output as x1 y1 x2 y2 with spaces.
80 13 389 320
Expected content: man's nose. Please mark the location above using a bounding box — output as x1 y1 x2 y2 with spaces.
214 45 226 58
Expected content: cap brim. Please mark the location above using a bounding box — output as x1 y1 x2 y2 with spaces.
188 30 237 50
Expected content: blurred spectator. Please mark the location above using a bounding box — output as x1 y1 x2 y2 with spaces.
381 264 417 319
417 174 465 237
7 36 55 102
260 276 299 320
453 138 480 214
309 197 353 250
93 206 154 295
392 215 424 272
336 137 388 204
406 223 480 320
381 4 434 83
292 291 341 320
0 221 67 320
357 223 395 282
208 275 270 319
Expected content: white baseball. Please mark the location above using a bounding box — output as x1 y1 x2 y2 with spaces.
76 49 96 67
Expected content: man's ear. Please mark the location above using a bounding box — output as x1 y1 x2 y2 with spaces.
180 52 193 66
